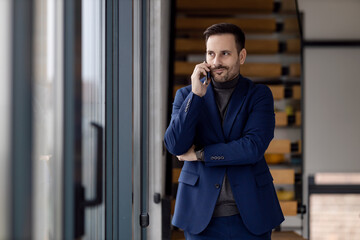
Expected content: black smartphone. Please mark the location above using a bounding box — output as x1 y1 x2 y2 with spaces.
205 61 211 84
206 71 211 80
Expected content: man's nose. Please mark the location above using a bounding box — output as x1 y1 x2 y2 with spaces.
213 55 221 67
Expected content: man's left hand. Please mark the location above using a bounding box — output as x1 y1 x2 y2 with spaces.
176 145 198 161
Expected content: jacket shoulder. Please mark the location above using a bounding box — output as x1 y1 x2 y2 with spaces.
174 85 192 100
242 78 272 98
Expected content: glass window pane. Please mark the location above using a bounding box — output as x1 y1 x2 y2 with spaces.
82 0 105 239
32 0 63 239
0 0 12 238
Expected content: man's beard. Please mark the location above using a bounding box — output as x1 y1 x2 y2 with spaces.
212 66 229 82
212 65 238 83
211 58 240 83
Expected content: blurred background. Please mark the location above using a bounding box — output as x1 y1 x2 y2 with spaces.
1 0 359 239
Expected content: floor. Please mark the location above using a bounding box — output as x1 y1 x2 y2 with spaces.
171 230 306 240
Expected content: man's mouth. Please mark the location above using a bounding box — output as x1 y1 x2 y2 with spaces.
213 68 227 74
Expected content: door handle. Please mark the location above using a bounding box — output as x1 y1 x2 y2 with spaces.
83 122 103 207
75 122 103 238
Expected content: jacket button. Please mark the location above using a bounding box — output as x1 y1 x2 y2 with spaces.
215 184 220 189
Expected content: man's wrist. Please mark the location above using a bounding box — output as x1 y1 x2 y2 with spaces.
192 89 204 97
195 148 204 161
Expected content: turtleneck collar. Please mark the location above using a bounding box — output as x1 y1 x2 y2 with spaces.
211 75 240 89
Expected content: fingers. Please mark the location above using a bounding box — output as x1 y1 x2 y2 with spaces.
177 145 196 162
192 63 210 85
203 78 209 86
193 62 210 76
193 67 208 79
200 61 211 72
191 62 211 97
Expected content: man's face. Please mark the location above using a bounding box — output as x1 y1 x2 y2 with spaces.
206 34 245 83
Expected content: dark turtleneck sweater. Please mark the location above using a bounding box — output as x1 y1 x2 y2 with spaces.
210 76 240 217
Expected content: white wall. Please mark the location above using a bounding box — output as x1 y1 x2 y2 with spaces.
0 0 11 238
304 48 360 173
299 0 360 238
300 0 360 40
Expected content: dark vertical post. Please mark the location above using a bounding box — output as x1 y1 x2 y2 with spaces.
63 0 77 237
11 0 34 239
140 0 150 238
118 0 133 238
105 0 114 238
112 0 119 238
73 0 83 237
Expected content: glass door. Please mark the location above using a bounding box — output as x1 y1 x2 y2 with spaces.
70 0 106 238
7 0 138 238
80 0 106 238
31 0 106 238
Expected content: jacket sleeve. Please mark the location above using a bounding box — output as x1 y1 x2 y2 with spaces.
164 88 204 155
204 85 275 166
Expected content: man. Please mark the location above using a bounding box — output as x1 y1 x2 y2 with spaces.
164 23 284 239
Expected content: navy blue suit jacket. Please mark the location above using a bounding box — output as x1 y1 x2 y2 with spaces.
164 75 284 235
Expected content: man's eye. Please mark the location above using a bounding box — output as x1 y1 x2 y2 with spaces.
223 52 230 56
208 52 214 57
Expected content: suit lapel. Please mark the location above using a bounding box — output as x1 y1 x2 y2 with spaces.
223 77 249 139
204 83 226 142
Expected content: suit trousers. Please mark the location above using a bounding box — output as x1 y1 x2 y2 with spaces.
184 214 272 240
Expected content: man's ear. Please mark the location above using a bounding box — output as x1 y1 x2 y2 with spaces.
239 48 247 65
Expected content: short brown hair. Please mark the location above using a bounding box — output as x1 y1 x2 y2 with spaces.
203 23 245 53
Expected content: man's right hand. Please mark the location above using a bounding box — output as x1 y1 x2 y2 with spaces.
191 62 211 97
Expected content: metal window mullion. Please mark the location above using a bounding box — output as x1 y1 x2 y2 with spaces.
63 0 76 238
105 0 114 238
133 0 143 238
11 0 34 239
140 0 150 238
118 0 133 239
112 0 119 238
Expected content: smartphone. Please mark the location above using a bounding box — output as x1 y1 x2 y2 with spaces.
206 71 211 80
205 61 211 84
